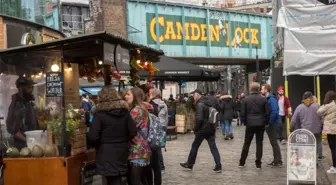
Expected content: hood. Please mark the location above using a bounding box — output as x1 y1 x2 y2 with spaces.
94 99 129 114
197 96 212 106
152 98 166 109
302 98 315 107
220 95 232 100
266 94 277 100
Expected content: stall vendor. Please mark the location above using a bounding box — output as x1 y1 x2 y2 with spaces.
6 77 39 150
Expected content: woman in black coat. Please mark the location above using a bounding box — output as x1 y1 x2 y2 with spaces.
219 92 235 140
88 86 137 185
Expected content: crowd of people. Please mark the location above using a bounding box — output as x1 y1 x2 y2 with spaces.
81 82 336 185
86 86 168 185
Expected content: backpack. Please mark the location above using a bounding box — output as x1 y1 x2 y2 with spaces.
147 113 165 149
208 106 219 124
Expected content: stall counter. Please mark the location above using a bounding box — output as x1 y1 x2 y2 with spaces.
3 150 95 185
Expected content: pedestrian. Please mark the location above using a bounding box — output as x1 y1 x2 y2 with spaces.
317 90 336 173
124 87 151 185
180 89 222 173
240 93 246 125
235 95 242 126
261 84 283 167
290 91 323 162
276 86 292 145
207 91 220 111
146 88 169 185
219 92 234 140
88 86 137 185
80 93 93 112
239 83 270 169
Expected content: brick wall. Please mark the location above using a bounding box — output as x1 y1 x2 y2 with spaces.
0 17 4 49
89 0 127 39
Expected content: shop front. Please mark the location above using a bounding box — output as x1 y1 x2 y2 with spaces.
0 31 163 185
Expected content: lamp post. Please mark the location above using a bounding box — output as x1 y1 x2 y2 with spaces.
255 45 261 84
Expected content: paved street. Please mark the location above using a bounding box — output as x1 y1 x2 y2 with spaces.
162 122 330 185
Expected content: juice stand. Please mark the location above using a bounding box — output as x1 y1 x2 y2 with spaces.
0 31 163 185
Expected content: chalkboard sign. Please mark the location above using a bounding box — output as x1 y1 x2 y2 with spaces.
46 72 64 97
81 162 96 185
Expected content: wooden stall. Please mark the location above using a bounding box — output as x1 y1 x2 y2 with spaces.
0 31 163 185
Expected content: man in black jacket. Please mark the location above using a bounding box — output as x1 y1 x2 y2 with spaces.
180 89 222 173
239 83 270 169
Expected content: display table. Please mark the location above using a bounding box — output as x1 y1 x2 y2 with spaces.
3 150 95 185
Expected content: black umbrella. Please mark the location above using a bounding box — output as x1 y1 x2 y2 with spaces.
139 56 219 81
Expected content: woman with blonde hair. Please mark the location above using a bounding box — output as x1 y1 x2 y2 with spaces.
88 86 137 185
124 87 151 185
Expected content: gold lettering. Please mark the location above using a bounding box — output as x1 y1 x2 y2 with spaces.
185 23 190 40
225 23 229 46
243 28 249 44
235 27 243 44
190 23 200 41
251 28 259 45
200 24 207 41
176 22 183 40
150 16 165 43
164 21 177 40
210 25 219 42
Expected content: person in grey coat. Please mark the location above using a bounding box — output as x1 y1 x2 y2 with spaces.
290 91 323 160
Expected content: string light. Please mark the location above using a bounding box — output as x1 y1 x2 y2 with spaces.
51 64 60 72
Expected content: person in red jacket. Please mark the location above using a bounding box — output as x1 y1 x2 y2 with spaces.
277 86 292 145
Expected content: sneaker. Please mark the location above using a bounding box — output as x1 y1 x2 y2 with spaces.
281 140 287 145
318 156 325 161
224 136 230 140
229 134 234 140
238 163 245 168
327 167 336 173
268 161 282 168
256 164 262 169
213 166 222 173
180 163 193 170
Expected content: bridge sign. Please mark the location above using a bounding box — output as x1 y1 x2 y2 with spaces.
287 129 316 185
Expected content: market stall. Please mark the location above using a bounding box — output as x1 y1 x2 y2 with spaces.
0 31 163 185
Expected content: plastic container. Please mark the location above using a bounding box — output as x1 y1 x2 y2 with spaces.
24 130 48 150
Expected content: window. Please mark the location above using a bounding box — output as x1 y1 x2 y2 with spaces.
61 5 89 35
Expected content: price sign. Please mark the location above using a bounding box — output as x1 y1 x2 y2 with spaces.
287 129 316 185
46 72 64 97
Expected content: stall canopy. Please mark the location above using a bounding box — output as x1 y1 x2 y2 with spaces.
139 56 220 81
0 31 164 73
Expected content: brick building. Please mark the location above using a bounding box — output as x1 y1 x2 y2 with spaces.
88 0 128 39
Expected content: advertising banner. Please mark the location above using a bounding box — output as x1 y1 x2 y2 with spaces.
287 129 316 185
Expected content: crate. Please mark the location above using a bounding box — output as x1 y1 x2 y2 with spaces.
177 126 187 134
49 121 87 156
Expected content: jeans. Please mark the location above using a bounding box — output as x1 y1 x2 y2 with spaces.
220 120 232 135
327 134 336 167
278 116 287 141
266 124 282 163
314 134 323 158
239 126 265 165
187 135 221 168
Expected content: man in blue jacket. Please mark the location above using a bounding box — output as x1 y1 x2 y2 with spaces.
261 84 282 167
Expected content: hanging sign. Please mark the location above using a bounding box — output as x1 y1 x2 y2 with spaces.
46 72 64 97
287 129 317 185
103 42 115 65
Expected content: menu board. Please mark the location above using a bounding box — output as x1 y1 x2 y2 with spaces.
46 72 64 97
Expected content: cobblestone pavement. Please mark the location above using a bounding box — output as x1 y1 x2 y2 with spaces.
162 123 330 185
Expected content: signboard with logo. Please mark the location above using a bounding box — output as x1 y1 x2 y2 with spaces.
127 0 272 60
146 13 261 49
287 129 316 185
103 42 130 72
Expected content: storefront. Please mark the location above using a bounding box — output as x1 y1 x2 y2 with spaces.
0 31 163 185
0 14 64 49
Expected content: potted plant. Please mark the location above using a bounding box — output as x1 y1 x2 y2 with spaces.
45 105 81 156
36 96 51 130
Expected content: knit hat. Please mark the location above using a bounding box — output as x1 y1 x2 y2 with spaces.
277 86 284 91
303 91 313 100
